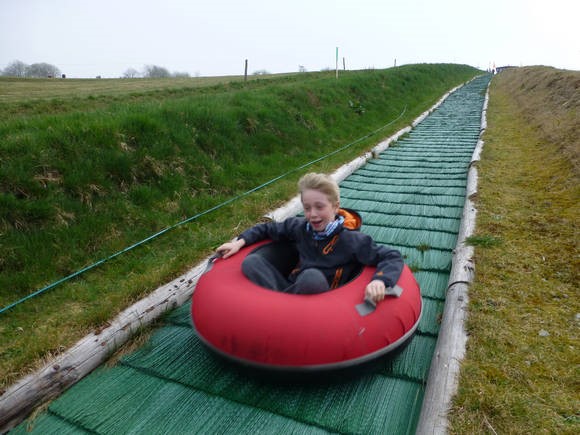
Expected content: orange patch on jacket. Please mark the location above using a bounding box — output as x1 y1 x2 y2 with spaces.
338 209 362 230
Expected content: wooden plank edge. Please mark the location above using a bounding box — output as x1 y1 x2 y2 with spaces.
0 261 207 432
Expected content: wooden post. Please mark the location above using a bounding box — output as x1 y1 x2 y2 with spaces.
335 47 339 79
244 59 248 82
343 57 346 71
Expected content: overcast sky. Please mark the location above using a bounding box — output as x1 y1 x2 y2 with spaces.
1 0 578 78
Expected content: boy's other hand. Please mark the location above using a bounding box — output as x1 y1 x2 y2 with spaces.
216 238 246 259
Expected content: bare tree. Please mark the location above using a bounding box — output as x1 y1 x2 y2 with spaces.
26 62 61 78
123 68 140 78
2 60 28 77
143 65 171 78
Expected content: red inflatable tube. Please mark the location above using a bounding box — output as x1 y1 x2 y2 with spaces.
192 240 422 371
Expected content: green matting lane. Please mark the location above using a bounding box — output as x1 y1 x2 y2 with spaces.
14 75 491 434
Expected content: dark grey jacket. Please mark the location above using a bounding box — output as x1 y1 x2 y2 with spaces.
238 210 404 289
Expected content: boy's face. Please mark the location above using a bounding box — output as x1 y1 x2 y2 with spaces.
301 189 339 232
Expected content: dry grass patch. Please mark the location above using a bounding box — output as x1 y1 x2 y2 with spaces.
449 67 579 433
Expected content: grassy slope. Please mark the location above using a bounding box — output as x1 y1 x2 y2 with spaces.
0 64 480 390
449 67 579 433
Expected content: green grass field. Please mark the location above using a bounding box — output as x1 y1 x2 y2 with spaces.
0 64 480 390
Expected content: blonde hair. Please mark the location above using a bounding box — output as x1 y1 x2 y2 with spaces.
298 173 340 205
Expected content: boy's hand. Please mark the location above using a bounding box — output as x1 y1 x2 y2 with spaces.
365 280 386 303
216 238 246 259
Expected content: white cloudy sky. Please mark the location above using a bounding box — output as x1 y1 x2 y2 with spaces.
1 0 578 78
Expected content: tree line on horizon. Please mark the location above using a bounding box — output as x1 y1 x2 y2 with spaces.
1 60 194 79
1 60 62 78
1 59 308 79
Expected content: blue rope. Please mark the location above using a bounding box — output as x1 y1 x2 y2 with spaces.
1 107 406 315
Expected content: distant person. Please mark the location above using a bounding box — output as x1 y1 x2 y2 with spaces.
216 172 404 303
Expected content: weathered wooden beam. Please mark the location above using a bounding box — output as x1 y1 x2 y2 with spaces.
0 261 207 432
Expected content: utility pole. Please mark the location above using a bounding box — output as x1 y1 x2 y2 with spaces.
335 47 339 79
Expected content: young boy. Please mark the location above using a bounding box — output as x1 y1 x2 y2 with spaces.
216 173 403 303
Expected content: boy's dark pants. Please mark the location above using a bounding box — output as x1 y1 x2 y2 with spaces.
241 254 329 294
